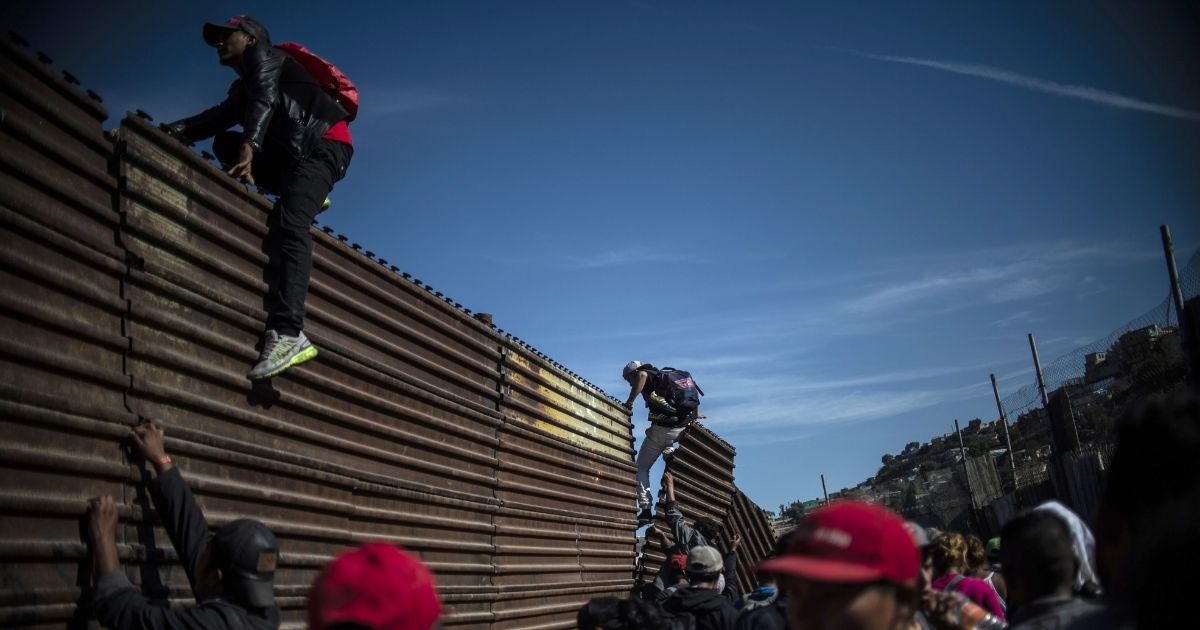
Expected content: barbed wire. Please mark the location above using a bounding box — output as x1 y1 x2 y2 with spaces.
1000 248 1200 420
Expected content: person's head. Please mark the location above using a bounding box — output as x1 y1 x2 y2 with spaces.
695 516 722 542
999 510 1076 609
929 532 967 578
308 542 442 630
684 545 724 588
759 500 920 630
667 551 689 584
202 15 270 66
985 537 1001 566
904 521 933 591
192 519 278 606
1096 391 1200 626
966 535 987 573
577 596 662 630
622 361 650 384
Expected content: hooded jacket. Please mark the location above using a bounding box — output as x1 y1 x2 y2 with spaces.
166 42 348 159
662 586 739 630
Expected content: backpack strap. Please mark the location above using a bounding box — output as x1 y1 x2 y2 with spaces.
942 574 967 593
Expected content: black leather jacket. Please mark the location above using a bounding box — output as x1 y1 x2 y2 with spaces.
166 43 347 159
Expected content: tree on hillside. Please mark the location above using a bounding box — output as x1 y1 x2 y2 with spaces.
776 499 808 526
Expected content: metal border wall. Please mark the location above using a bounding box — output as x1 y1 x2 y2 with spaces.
0 34 635 630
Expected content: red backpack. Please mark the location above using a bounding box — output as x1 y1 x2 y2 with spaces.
275 42 359 122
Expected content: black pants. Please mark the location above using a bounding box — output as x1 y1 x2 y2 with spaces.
214 132 353 337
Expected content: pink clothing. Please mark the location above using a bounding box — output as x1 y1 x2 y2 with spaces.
932 573 1006 621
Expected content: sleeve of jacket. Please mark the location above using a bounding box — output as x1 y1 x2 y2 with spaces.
164 82 244 143
721 550 740 602
665 501 706 549
239 45 283 147
150 467 211 592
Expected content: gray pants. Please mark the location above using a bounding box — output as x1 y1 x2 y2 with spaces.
636 423 685 510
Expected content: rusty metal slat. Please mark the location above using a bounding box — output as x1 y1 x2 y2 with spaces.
497 501 635 529
0 287 125 353
502 396 631 460
681 424 736 468
497 436 635 488
502 352 628 424
121 116 271 208
118 187 502 398
496 477 632 513
0 142 116 233
669 460 736 501
0 387 135 434
497 458 635 500
128 380 500 493
0 105 112 190
494 527 628 546
123 337 500 467
0 38 107 123
500 418 635 472
125 273 504 432
0 201 123 269
155 412 500 511
0 336 130 392
497 505 636 530
493 581 630 599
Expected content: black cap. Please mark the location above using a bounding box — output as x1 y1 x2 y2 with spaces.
202 15 271 47
211 518 279 608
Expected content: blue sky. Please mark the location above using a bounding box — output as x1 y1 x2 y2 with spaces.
7 1 1199 513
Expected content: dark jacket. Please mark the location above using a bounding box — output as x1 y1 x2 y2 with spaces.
735 594 787 630
662 586 739 630
92 467 280 630
167 43 347 159
665 501 711 551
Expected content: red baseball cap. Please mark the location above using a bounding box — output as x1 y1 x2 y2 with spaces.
668 552 688 571
308 542 443 630
758 500 919 588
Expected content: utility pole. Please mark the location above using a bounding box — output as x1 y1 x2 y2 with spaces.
1029 333 1049 407
991 373 1019 493
1161 224 1195 380
955 419 978 535
820 474 829 505
1161 225 1186 328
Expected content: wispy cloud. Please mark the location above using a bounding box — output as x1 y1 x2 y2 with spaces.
359 86 458 119
569 250 698 269
836 48 1200 122
841 242 1157 314
991 310 1045 328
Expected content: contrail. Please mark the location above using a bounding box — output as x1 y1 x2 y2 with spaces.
837 48 1200 122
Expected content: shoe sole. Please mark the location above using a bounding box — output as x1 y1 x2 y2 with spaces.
250 345 318 380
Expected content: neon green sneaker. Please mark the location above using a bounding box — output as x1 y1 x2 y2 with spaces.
248 330 318 380
320 197 332 212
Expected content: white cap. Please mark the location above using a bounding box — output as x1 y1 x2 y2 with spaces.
622 361 644 380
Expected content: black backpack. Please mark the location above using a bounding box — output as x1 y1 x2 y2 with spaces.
652 368 704 418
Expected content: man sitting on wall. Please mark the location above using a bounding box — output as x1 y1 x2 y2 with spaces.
88 423 281 630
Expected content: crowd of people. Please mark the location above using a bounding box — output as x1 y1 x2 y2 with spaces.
84 331 1196 630
579 391 1199 629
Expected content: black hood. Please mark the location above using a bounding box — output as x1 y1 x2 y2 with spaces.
663 586 729 615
